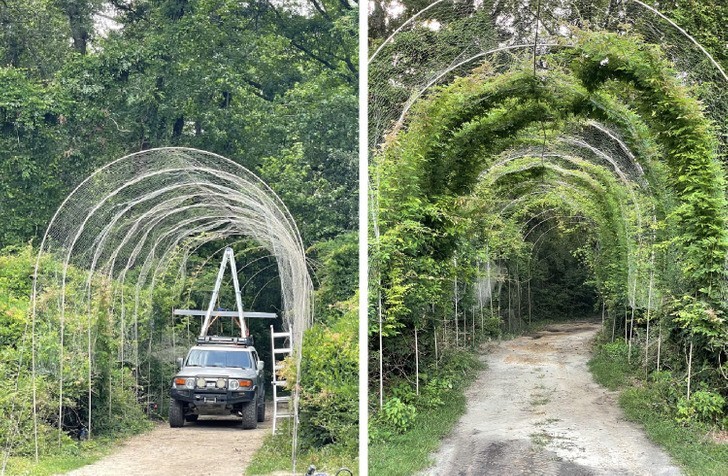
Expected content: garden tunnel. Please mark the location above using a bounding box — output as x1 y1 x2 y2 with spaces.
21 148 312 460
370 1 728 398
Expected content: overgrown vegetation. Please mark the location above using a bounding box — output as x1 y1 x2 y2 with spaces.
369 349 483 476
1 246 152 472
370 3 728 472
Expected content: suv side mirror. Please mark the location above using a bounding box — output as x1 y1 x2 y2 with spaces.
176 357 184 369
257 361 264 372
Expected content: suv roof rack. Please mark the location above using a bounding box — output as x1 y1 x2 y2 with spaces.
196 335 254 346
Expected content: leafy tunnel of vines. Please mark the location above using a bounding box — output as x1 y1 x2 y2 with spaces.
372 30 728 402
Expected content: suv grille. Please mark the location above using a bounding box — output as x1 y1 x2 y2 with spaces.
195 377 227 389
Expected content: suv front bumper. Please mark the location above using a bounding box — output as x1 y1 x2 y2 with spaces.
170 387 257 406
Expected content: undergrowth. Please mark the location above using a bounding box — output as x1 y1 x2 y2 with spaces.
589 335 728 476
246 427 357 476
3 427 153 476
368 348 484 476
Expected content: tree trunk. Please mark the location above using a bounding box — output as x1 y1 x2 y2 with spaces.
62 1 91 55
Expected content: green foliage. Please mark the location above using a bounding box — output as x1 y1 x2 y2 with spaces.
0 247 151 465
246 426 358 476
671 296 727 353
0 246 33 346
1 0 358 467
589 338 637 390
368 345 482 476
677 390 726 426
591 337 728 474
1 0 357 249
293 300 358 450
310 232 358 325
378 397 417 433
620 385 728 476
373 31 728 434
418 377 453 409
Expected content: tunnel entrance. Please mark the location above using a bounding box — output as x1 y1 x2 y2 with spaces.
525 219 598 322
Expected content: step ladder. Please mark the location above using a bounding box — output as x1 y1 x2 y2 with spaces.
270 325 294 433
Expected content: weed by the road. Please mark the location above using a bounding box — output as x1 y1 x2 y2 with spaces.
590 339 728 476
368 349 483 476
530 394 551 406
530 430 553 448
534 417 561 427
530 384 553 406
588 339 635 390
619 387 728 476
246 429 357 476
368 389 469 476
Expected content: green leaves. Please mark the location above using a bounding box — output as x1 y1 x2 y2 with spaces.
671 295 727 352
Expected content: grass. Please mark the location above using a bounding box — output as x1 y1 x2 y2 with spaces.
529 430 553 448
246 432 357 476
3 433 140 476
619 388 728 476
589 339 728 476
368 348 484 476
368 389 469 476
587 342 634 390
530 394 551 406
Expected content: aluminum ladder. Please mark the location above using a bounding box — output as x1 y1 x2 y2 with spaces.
270 325 294 433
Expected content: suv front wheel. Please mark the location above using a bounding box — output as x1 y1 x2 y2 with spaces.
169 398 185 428
241 399 258 429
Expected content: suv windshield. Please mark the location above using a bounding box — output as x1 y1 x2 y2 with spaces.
185 349 253 368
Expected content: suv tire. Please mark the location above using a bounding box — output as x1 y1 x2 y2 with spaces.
257 401 266 422
169 398 185 428
241 400 258 429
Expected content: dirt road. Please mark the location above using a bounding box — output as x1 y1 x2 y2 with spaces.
65 412 271 476
423 321 682 475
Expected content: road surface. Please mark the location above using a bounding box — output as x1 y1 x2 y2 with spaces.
65 412 271 476
422 321 682 475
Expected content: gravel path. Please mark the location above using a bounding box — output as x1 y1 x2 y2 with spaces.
64 410 271 476
422 321 682 476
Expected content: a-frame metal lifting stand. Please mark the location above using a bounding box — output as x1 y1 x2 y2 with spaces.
173 247 277 342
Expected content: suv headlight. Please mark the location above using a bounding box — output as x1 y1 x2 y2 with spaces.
173 377 195 389
228 379 253 390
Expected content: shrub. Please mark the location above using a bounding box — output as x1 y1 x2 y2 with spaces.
676 390 726 426
380 397 417 433
419 377 453 409
481 316 502 339
602 340 629 361
292 299 358 450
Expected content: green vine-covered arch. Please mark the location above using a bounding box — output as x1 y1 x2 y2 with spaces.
378 31 727 306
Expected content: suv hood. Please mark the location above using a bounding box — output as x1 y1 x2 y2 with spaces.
176 366 257 379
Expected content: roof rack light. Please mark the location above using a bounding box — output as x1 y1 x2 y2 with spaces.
196 336 254 346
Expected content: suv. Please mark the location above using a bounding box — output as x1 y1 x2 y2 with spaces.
169 337 266 429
